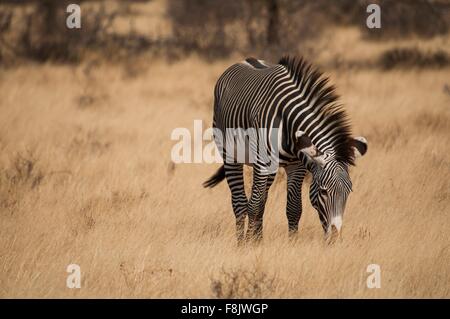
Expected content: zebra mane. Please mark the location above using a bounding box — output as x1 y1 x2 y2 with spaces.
278 55 355 166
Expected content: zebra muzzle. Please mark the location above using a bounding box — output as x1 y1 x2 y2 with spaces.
327 216 343 244
326 225 340 244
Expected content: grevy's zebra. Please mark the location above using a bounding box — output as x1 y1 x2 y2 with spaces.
204 56 368 244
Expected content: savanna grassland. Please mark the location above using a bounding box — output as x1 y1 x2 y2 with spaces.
1 24 450 298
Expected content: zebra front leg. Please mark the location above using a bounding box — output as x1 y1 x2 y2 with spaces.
224 163 247 245
247 169 276 242
285 164 306 237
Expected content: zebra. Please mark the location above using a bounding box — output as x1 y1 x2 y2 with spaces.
203 56 368 244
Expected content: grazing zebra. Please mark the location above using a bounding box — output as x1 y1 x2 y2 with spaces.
203 56 367 244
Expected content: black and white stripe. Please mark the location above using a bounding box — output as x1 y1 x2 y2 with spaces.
204 56 368 243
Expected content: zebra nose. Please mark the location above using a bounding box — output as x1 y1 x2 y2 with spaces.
331 224 339 236
327 224 340 244
327 216 343 244
330 215 342 232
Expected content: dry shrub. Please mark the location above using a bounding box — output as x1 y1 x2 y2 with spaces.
76 94 97 108
413 110 450 133
379 47 450 69
0 150 44 213
76 91 109 109
69 190 147 236
68 129 111 157
210 268 276 298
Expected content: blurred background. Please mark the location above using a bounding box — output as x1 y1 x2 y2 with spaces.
1 0 450 67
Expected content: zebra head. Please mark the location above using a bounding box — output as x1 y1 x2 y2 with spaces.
309 161 352 239
295 132 368 240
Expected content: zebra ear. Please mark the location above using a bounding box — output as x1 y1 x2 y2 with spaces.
295 131 326 167
351 136 368 158
295 131 318 157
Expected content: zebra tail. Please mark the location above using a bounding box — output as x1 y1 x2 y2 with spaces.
203 165 225 188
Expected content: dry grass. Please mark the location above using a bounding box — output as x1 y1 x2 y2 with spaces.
1 38 450 298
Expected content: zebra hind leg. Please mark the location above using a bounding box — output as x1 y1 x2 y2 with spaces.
224 163 248 245
246 169 276 242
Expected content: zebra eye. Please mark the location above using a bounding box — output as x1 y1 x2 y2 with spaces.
319 187 328 196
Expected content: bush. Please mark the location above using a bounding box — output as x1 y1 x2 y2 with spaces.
210 268 276 298
0 150 44 213
378 47 450 69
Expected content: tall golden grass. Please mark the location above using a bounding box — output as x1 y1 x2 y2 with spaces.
1 30 449 297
